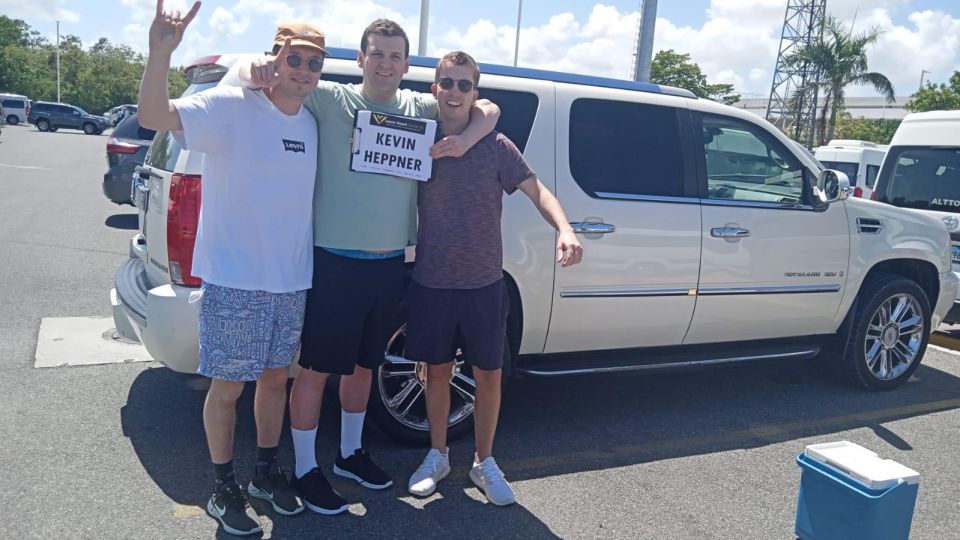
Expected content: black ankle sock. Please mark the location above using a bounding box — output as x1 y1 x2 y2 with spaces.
255 446 279 476
213 460 235 486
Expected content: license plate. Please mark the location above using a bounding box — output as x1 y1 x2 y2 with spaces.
952 245 960 264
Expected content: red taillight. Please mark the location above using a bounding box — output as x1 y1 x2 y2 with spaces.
167 174 202 287
853 186 863 198
26 104 31 116
870 190 878 201
106 137 140 154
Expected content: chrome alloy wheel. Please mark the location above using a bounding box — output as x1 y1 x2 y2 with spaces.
378 324 477 432
863 293 925 381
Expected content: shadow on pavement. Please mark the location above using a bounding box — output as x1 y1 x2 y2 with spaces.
105 214 138 230
121 356 960 537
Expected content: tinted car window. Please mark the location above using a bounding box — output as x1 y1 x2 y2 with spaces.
2 99 25 108
876 147 960 211
145 81 219 172
114 113 156 141
569 98 684 198
866 164 880 187
701 114 806 204
820 161 859 184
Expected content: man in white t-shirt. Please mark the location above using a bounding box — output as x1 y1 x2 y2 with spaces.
139 2 324 536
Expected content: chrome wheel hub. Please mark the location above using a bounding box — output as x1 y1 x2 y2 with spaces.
863 293 924 381
378 324 476 432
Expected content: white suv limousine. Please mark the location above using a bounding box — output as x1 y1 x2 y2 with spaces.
112 49 958 443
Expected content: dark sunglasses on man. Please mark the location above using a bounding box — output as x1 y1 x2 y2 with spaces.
285 52 324 73
438 77 475 92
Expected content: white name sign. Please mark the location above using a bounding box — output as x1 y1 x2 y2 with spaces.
350 111 437 182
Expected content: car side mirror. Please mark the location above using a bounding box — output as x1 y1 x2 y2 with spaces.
814 169 850 204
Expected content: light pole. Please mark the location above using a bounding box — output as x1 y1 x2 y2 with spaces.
513 0 522 67
633 0 658 82
918 69 930 91
56 20 61 102
418 0 429 56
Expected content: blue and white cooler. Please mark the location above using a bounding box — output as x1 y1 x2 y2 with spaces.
795 441 920 540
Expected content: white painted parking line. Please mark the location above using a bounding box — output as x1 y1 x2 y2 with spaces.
928 343 960 357
0 163 52 170
35 316 153 368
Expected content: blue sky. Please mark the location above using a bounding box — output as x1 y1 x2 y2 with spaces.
4 1 960 97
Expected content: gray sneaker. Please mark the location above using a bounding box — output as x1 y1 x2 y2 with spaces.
206 481 262 536
408 448 451 497
469 457 516 506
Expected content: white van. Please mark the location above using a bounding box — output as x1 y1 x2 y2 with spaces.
814 139 886 199
873 110 960 322
0 93 31 125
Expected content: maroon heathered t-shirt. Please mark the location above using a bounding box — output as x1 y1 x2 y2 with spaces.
413 131 534 289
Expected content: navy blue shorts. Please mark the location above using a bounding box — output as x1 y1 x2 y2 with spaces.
299 248 405 375
404 279 509 371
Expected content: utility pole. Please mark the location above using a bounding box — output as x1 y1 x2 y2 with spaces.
513 0 523 67
56 20 61 102
918 69 930 91
418 0 429 56
632 0 658 82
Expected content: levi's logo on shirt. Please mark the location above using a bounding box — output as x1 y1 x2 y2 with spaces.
282 139 306 153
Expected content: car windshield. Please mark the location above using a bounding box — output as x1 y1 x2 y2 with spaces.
882 147 960 211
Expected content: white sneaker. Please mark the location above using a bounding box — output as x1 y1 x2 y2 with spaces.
469 457 515 506
408 448 450 497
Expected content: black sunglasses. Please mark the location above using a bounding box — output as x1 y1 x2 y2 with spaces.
286 53 324 73
438 77 475 92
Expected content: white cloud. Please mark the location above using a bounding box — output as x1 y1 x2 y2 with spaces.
0 0 80 23
208 6 250 38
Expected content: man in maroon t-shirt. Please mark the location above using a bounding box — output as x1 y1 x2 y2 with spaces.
405 51 583 506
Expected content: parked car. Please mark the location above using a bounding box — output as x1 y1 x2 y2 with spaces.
0 93 30 125
28 101 109 134
814 139 887 199
103 113 156 205
111 50 957 444
105 104 138 127
872 110 960 322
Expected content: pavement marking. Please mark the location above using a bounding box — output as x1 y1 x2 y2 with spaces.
173 504 205 518
0 163 52 170
35 316 153 368
506 397 960 475
928 343 960 357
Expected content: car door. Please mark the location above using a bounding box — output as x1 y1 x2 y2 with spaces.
683 111 849 344
544 89 702 353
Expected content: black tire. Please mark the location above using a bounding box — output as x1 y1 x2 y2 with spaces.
83 122 96 135
49 127 58 132
367 320 510 445
6 115 17 126
95 129 103 135
840 272 931 390
36 118 50 132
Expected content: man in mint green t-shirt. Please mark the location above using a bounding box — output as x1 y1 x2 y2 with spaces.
246 18 499 514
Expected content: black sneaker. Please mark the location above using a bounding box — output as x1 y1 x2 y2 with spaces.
333 448 394 489
290 468 349 515
248 463 305 516
206 481 262 537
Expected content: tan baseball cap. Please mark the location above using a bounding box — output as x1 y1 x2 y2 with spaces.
274 21 328 55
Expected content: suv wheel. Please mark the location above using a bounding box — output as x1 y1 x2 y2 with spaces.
6 115 17 126
36 119 50 132
369 321 511 445
841 272 930 390
83 122 96 135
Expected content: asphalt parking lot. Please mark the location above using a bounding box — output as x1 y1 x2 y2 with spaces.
2 125 960 539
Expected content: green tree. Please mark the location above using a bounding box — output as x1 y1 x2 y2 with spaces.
650 49 741 105
832 112 901 145
785 16 895 145
906 72 960 112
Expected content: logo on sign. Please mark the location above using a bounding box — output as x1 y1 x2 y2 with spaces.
372 114 388 125
282 139 306 153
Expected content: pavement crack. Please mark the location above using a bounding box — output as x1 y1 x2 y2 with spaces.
5 239 126 257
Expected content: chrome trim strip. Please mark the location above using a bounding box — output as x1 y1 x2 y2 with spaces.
560 287 695 298
516 349 819 377
698 284 841 295
700 199 816 211
594 192 700 204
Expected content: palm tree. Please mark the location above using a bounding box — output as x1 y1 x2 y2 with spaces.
786 16 895 144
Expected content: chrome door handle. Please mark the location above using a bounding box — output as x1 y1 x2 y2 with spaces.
571 222 615 234
711 227 751 238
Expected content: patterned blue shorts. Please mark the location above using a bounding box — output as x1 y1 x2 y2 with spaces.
198 282 307 381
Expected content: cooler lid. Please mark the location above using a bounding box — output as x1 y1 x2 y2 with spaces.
804 441 920 489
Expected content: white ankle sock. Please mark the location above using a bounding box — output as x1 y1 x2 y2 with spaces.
340 410 365 458
291 427 318 479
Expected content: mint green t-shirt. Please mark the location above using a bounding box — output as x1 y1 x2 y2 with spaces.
304 81 437 251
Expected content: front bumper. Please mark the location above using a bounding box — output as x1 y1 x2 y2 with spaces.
935 271 960 326
112 256 200 373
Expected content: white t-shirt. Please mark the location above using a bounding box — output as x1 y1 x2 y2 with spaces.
172 86 317 293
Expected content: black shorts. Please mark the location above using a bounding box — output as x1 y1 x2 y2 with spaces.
299 248 405 375
404 279 509 371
